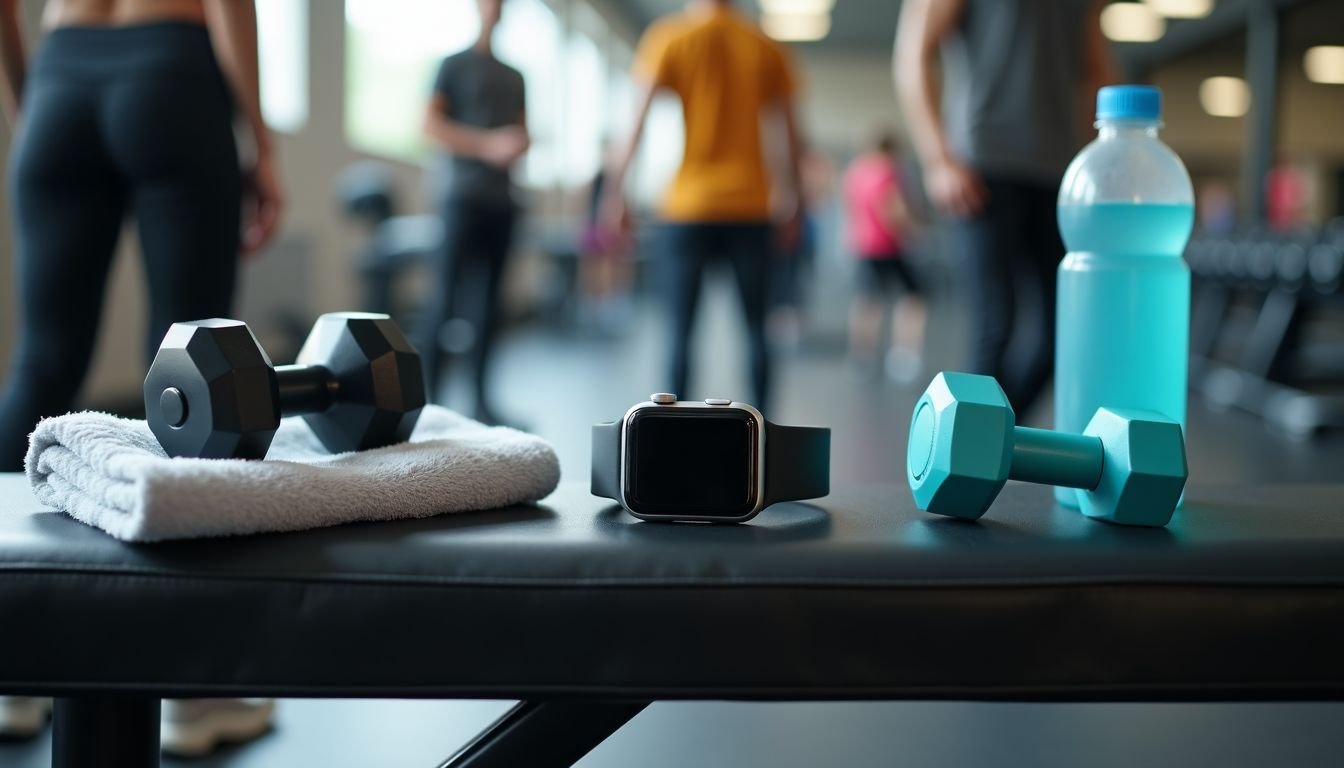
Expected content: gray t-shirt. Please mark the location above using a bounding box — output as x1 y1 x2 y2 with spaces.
432 48 526 208
942 0 1093 183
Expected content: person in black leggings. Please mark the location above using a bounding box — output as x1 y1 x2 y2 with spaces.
0 3 283 754
0 10 282 471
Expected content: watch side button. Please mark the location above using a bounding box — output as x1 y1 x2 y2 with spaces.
704 398 732 406
651 393 677 404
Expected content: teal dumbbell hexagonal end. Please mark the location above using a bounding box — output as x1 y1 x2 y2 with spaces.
907 372 1014 519
1079 408 1188 526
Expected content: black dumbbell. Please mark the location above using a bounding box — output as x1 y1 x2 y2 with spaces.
144 312 425 459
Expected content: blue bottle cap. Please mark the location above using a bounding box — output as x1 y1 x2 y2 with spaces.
1096 85 1161 120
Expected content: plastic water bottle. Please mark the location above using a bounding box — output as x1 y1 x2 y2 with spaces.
1055 85 1194 508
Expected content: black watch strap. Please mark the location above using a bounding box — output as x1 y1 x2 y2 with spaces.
591 421 622 500
764 422 830 505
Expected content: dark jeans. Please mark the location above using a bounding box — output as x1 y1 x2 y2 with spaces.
417 199 517 421
0 23 241 470
950 176 1063 419
659 222 773 413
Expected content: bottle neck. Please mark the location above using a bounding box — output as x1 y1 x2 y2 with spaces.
1096 119 1160 140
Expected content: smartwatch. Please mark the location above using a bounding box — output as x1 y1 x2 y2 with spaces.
591 393 831 523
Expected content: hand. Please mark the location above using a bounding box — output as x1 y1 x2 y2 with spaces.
479 126 529 169
776 204 803 253
924 156 987 218
598 191 629 239
241 153 284 258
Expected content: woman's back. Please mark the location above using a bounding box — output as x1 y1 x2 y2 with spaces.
42 0 205 28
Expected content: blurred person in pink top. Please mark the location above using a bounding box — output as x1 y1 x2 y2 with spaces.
843 132 927 383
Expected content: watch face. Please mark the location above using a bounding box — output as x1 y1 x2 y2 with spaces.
624 408 760 519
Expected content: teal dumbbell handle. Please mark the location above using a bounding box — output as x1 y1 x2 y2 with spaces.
1010 427 1103 490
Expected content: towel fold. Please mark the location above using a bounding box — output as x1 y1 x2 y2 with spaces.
25 406 561 542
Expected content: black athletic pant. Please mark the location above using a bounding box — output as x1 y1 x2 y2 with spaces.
0 23 241 470
951 175 1063 419
659 222 773 414
417 200 517 421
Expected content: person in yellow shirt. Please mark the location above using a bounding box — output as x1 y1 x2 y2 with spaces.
601 0 805 414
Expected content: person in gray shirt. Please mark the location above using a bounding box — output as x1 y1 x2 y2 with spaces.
895 0 1116 420
418 0 528 425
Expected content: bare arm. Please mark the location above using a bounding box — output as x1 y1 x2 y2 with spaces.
0 0 26 123
894 0 963 172
515 103 530 151
423 93 488 157
599 81 656 228
882 184 916 234
422 94 528 166
203 0 270 158
894 0 985 217
1081 0 1119 122
777 97 805 220
204 0 282 256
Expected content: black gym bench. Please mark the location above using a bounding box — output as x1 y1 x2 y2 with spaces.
3 475 1344 767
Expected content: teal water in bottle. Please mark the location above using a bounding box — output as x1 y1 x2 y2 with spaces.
1055 86 1194 508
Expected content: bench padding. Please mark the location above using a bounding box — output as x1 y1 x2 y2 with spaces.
2 475 1343 702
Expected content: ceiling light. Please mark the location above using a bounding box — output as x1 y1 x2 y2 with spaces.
1199 76 1250 117
1304 46 1344 85
1101 2 1165 42
1142 0 1213 19
761 12 830 42
759 0 835 15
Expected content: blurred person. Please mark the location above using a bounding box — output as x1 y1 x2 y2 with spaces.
1197 180 1237 235
768 148 833 350
1267 157 1312 232
602 0 805 414
843 132 927 383
577 149 635 336
0 0 282 753
895 0 1115 418
418 0 527 426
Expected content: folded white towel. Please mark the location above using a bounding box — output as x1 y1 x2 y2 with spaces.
25 406 560 542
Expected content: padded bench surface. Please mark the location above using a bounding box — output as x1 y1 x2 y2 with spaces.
2 474 1344 702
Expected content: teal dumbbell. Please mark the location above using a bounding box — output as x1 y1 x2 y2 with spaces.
906 372 1188 527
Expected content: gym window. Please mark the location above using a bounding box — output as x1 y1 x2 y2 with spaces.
257 0 309 134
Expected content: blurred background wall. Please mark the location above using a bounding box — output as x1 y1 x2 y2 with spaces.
1 0 1341 409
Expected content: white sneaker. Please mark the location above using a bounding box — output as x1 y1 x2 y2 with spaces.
0 696 51 739
160 698 275 757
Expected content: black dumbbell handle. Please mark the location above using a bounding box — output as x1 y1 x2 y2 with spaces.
1010 426 1103 490
274 364 337 416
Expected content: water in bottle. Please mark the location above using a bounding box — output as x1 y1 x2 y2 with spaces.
1055 85 1194 509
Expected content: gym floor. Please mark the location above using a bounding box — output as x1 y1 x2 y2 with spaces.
4 276 1344 767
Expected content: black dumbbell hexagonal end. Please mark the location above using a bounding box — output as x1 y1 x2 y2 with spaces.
294 312 425 454
143 319 281 459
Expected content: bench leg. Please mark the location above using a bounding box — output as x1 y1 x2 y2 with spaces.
439 700 649 768
52 696 159 768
